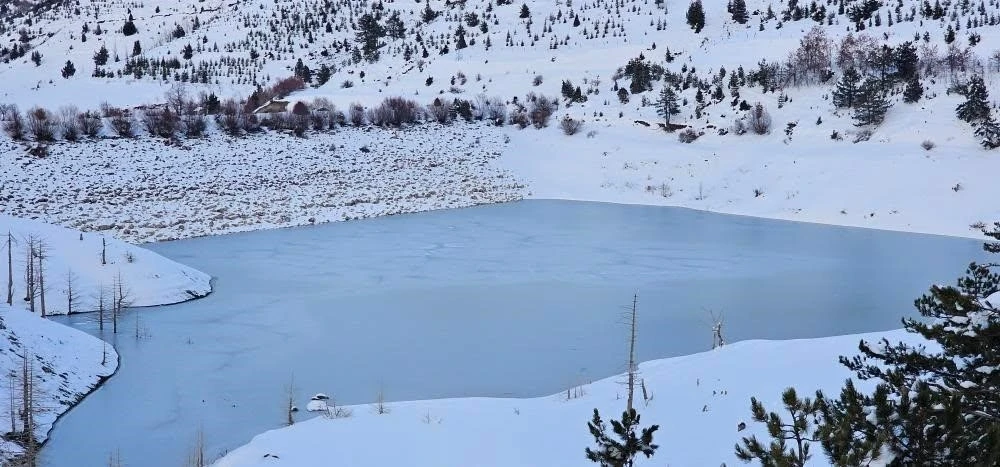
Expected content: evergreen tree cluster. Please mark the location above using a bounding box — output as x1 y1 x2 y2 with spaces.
739 225 1000 465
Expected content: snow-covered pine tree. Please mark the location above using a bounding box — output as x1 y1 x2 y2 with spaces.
956 75 991 124
686 0 706 33
832 68 861 108
585 408 659 467
852 78 890 126
975 115 1000 149
731 0 749 24
655 86 680 128
835 224 1000 464
903 75 923 103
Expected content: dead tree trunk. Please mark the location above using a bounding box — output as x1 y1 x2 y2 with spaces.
36 241 46 317
66 269 79 315
24 237 36 313
627 294 637 413
102 238 106 266
6 231 13 306
97 284 105 331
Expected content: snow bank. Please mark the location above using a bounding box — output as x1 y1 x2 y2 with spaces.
0 305 118 462
0 215 212 314
215 329 920 467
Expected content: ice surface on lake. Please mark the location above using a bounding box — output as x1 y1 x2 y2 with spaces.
42 200 985 467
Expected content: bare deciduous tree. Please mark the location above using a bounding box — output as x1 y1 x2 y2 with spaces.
373 385 390 415
5 231 14 306
748 102 772 135
185 427 206 467
25 107 55 142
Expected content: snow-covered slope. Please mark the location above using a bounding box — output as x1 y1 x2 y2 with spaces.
0 215 212 313
2 0 1000 241
0 304 118 463
214 329 918 467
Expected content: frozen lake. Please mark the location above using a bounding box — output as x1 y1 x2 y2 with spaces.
43 200 985 466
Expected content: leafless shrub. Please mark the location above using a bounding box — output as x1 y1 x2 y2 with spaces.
141 107 178 138
182 113 206 137
559 115 583 135
370 97 422 126
509 105 529 128
428 98 451 123
165 83 188 116
59 106 80 141
0 103 16 121
218 100 244 136
476 95 507 125
78 111 102 137
747 102 771 135
852 129 872 143
270 76 306 98
291 101 310 116
348 103 365 126
732 118 747 135
529 95 555 128
263 112 291 130
3 106 25 140
292 114 309 137
921 140 935 151
310 111 330 131
532 74 543 86
678 128 700 143
26 107 56 141
107 107 134 138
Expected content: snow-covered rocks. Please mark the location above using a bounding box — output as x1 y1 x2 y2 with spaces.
0 125 523 243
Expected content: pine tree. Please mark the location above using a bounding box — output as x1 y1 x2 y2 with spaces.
894 41 919 80
585 408 659 467
93 45 109 66
831 68 861 108
832 225 1000 464
735 388 824 467
122 19 138 36
975 115 1000 149
30 51 41 66
945 24 956 43
731 0 749 24
132 40 142 57
455 25 467 49
422 1 438 23
356 13 385 62
61 60 76 78
903 75 923 103
316 65 332 85
656 86 680 128
686 0 706 32
852 78 890 126
519 4 530 18
956 75 991 123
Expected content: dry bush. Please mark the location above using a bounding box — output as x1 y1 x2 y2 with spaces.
509 105 529 128
182 113 206 137
271 76 306 99
349 103 365 126
427 98 451 123
747 102 771 135
218 99 244 136
142 107 178 138
78 111 102 137
26 107 56 141
559 115 583 135
59 106 80 141
921 139 935 151
529 95 555 128
292 114 309 137
310 111 330 131
263 112 291 130
107 107 134 138
3 106 25 140
291 101 310 116
476 95 507 125
678 128 700 143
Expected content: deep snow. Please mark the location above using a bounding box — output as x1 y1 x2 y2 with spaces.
214 329 919 467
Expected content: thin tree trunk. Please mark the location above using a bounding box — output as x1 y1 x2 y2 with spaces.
37 245 45 317
627 294 637 413
6 231 13 306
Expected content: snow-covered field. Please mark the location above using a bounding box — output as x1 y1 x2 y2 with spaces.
0 215 211 313
214 329 916 467
0 305 118 463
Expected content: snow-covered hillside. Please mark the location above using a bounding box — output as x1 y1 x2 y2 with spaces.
213 329 919 467
0 304 118 464
0 215 212 313
2 0 1000 240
